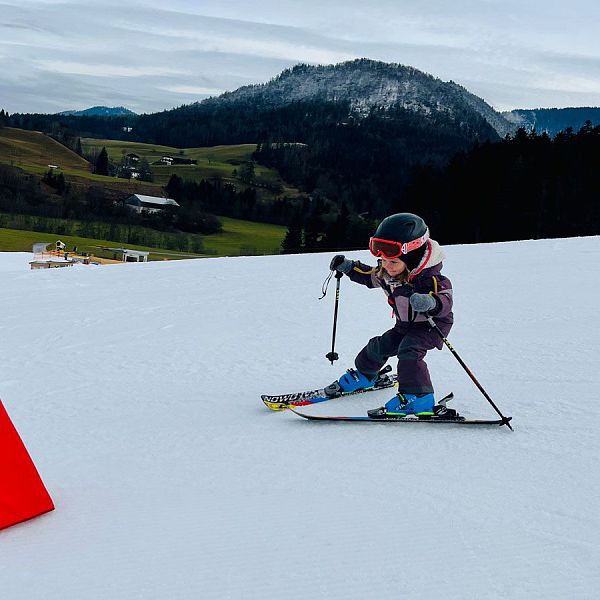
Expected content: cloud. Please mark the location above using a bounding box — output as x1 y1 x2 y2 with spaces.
159 85 224 97
35 60 188 78
1 0 599 113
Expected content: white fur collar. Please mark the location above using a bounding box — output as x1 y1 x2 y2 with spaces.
412 239 445 273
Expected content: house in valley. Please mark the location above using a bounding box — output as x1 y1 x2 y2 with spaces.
124 194 179 214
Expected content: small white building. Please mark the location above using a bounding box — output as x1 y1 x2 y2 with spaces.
124 194 179 214
104 247 150 263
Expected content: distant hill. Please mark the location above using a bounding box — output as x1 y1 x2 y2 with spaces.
125 59 507 152
503 107 600 136
0 127 89 172
206 59 513 137
58 106 137 117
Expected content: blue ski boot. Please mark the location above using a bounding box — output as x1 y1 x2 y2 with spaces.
368 392 435 418
324 368 378 398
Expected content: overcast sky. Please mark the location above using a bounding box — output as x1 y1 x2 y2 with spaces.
2 0 599 114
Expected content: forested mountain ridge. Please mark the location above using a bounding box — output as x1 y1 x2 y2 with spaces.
207 59 513 137
58 106 137 117
503 107 600 136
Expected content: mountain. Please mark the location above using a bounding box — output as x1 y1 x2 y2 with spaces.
11 60 512 144
204 59 514 137
502 107 600 136
129 59 505 164
1 234 599 598
57 106 136 117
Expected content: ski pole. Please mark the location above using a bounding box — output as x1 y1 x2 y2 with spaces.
325 272 344 364
426 316 513 430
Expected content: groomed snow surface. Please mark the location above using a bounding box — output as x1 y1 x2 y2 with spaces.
1 237 599 599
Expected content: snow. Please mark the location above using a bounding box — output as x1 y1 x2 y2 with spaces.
0 252 33 273
1 237 599 599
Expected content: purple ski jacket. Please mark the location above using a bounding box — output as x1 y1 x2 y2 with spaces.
346 239 453 343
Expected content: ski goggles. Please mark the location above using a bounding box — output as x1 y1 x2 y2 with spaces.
369 230 429 259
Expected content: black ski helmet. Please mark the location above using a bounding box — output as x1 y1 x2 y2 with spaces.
371 213 430 270
372 213 428 243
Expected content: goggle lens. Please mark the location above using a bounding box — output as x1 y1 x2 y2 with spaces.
369 231 429 259
369 238 402 258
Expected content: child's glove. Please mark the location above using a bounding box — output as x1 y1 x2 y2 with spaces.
329 255 354 274
409 292 437 313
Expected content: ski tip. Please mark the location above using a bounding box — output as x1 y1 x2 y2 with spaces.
288 407 306 417
261 398 289 411
288 407 324 420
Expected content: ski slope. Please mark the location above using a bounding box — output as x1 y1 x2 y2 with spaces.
1 237 599 599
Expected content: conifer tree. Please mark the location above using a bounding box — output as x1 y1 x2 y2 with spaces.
281 212 304 253
94 147 109 176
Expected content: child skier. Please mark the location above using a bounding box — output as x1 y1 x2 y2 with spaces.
328 213 453 417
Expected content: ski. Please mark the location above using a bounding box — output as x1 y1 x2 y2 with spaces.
261 366 396 411
288 407 512 426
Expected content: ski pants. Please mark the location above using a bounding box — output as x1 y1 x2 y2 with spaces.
355 324 444 395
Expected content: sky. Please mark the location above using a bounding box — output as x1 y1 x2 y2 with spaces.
1 0 600 114
1 236 599 599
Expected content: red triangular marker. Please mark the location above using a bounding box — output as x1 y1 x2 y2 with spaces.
0 399 54 530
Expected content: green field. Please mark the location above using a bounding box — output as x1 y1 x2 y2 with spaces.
203 217 285 255
0 127 290 257
0 127 301 198
0 228 201 260
0 127 158 194
0 127 89 172
0 216 286 258
81 138 300 197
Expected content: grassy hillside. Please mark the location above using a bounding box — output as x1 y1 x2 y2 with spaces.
0 127 301 199
0 227 201 260
0 216 286 258
0 127 292 257
80 138 301 197
0 127 151 195
203 216 285 256
0 127 89 172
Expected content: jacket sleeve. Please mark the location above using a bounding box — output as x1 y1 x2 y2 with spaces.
346 261 381 289
430 275 453 318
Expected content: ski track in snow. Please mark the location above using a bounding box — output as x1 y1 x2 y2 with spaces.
0 238 599 599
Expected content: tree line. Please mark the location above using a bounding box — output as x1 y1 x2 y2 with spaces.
0 162 220 239
404 123 600 243
0 212 206 254
164 174 301 226
276 123 600 252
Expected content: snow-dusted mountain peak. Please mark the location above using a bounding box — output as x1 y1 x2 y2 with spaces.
212 59 513 136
